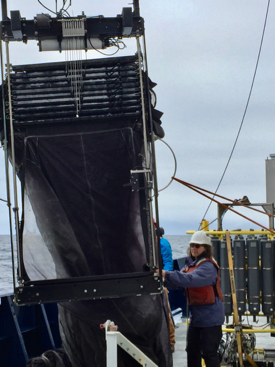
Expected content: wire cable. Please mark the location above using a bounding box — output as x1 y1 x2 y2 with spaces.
87 37 126 56
158 139 177 192
199 0 271 229
38 0 72 17
37 0 57 15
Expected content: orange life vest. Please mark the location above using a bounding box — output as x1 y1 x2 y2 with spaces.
183 258 224 306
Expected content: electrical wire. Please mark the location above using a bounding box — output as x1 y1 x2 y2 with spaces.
88 37 126 56
150 89 157 108
199 0 271 230
37 0 57 15
109 38 127 50
37 0 72 17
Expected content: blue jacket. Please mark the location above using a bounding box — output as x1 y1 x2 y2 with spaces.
164 254 224 327
160 237 173 271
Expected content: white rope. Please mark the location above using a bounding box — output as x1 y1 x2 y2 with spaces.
62 19 85 117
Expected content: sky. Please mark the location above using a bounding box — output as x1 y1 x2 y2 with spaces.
1 0 275 234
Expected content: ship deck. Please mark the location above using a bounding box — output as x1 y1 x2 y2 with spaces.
173 320 188 366
172 314 275 367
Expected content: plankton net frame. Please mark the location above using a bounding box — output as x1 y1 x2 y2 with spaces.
0 0 164 305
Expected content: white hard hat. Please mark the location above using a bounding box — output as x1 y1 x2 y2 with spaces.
190 231 212 246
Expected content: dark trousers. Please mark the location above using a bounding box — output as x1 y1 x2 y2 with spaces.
186 325 222 367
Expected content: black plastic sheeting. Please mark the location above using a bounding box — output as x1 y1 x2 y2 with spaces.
19 121 149 280
58 294 172 367
1 55 172 366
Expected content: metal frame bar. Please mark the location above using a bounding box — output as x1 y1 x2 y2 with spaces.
7 296 29 362
40 304 56 350
0 9 144 44
217 202 274 231
135 34 160 268
0 39 18 290
4 39 22 284
1 0 163 305
14 272 161 306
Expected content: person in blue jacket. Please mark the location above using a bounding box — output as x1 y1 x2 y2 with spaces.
156 226 175 351
159 227 173 271
157 230 224 367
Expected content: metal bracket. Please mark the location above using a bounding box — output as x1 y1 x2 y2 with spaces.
129 169 152 192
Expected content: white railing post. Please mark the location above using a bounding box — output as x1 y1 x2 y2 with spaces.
106 331 118 367
103 320 158 367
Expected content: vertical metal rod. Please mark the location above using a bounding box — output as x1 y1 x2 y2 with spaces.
225 231 244 367
133 0 140 17
1 0 8 21
136 34 160 269
40 304 56 350
142 31 159 209
269 203 274 230
136 35 149 165
106 332 118 367
5 40 22 282
7 296 29 362
0 39 17 289
141 32 162 271
217 204 222 230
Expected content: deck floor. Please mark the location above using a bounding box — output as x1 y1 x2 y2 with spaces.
172 316 275 367
173 321 187 366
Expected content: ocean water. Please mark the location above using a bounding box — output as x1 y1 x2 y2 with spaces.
0 234 191 296
166 235 192 259
0 235 15 295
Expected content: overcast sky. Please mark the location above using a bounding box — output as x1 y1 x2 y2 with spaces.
1 0 275 234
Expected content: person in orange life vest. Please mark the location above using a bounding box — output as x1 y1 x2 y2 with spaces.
157 231 224 367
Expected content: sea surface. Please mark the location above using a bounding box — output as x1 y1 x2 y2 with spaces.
0 235 15 296
0 234 191 296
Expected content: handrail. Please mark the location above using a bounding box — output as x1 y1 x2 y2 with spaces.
186 229 274 236
104 320 158 367
223 328 275 333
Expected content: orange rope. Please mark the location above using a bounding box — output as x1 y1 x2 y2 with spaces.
172 176 275 235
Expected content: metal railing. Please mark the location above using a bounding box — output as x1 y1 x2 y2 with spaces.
104 320 158 367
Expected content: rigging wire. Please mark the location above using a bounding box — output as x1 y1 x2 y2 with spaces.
37 0 72 17
158 139 177 192
199 0 271 230
37 0 57 15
